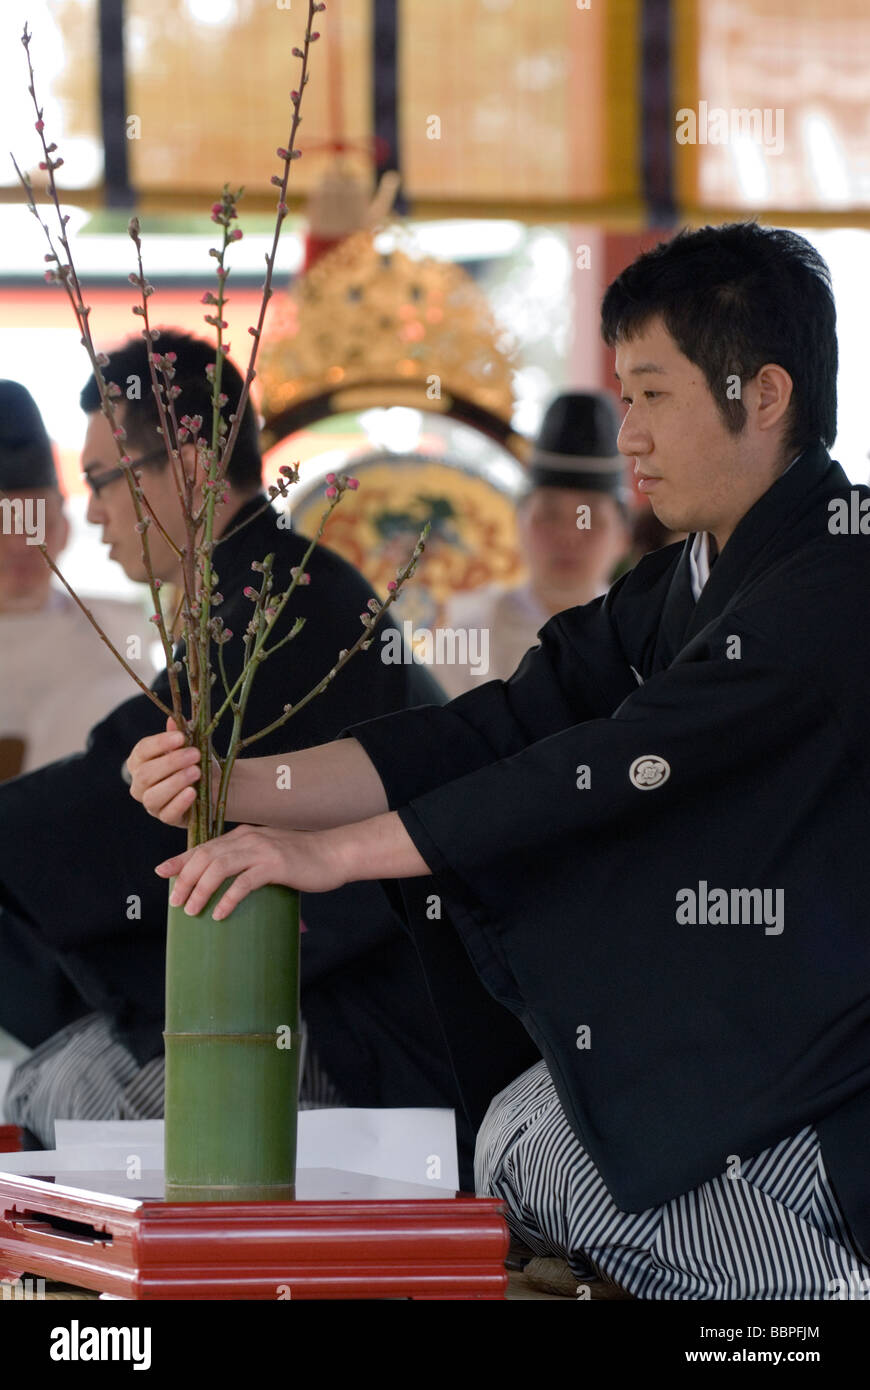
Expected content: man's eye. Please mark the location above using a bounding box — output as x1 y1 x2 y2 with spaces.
644 391 661 400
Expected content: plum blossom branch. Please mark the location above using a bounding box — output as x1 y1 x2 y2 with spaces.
11 4 431 850
239 518 430 751
12 24 188 733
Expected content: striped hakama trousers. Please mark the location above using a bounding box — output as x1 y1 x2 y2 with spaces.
3 1012 341 1147
475 1059 870 1300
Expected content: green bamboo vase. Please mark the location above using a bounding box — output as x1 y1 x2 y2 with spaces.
164 878 301 1202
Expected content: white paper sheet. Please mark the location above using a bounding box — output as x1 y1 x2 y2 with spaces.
0 1109 458 1190
296 1108 458 1190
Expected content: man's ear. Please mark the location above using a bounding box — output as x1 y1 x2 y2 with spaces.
753 363 793 432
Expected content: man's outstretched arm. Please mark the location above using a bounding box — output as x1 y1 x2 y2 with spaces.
127 719 389 830
152 808 430 921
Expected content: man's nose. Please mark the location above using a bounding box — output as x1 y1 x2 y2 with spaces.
85 489 104 525
617 412 651 458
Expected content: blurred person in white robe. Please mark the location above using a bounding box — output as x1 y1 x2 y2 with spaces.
0 381 154 780
436 392 632 696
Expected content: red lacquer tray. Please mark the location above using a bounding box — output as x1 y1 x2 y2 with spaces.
0 1161 508 1300
0 1126 21 1153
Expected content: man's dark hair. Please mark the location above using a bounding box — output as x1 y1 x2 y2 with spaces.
600 222 837 457
80 329 263 491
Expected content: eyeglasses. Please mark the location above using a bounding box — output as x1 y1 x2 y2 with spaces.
83 448 168 498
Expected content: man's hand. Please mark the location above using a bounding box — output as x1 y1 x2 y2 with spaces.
155 823 350 919
127 720 389 834
127 717 203 826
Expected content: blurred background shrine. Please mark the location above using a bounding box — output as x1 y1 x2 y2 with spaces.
1 0 868 645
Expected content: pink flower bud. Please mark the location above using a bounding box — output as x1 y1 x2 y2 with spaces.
346 477 359 490
325 485 337 498
35 119 44 132
325 472 336 484
276 147 289 159
243 586 257 600
228 229 243 242
211 202 224 216
165 352 177 363
387 580 398 592
149 614 161 624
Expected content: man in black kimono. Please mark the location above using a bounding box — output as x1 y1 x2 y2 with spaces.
0 331 460 1152
128 226 870 1298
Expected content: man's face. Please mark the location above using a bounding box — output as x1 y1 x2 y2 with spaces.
614 316 778 549
83 405 187 584
0 488 68 612
518 486 629 598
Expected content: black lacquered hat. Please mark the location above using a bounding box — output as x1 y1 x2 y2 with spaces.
0 380 58 491
529 391 627 501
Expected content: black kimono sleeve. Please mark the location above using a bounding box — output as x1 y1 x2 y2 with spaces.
352 602 870 1216
348 580 643 807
